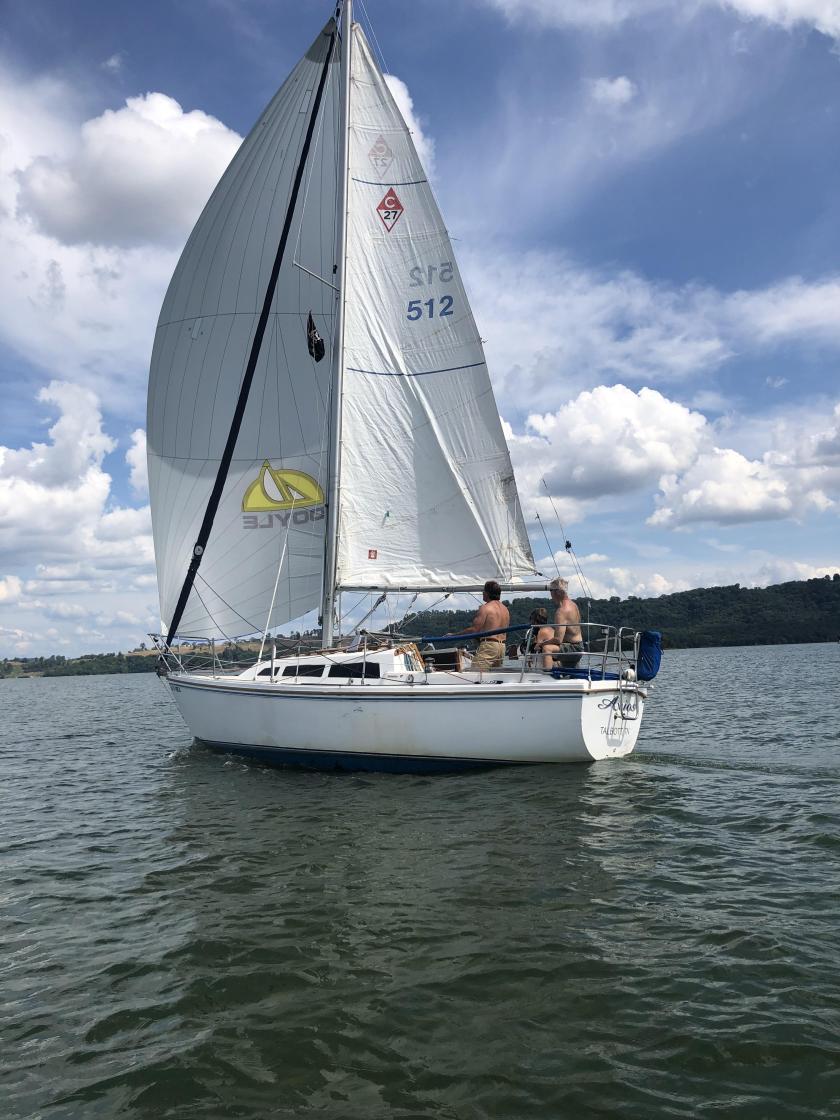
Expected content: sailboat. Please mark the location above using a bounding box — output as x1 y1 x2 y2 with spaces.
147 1 656 771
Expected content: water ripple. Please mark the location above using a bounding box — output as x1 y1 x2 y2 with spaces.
2 648 840 1118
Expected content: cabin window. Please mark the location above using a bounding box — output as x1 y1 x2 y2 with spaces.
328 661 380 679
282 665 325 677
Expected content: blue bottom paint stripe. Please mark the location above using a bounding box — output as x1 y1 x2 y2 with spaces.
198 739 524 774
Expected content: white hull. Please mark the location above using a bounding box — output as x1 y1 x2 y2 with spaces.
166 671 646 771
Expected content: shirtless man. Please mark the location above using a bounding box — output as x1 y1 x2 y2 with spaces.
464 580 510 671
550 577 584 668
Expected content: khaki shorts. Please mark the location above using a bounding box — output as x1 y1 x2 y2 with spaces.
471 639 504 671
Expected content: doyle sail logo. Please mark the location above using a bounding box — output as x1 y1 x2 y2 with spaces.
376 189 404 232
242 462 326 529
242 462 324 511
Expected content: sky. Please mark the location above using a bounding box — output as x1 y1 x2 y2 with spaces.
1 0 839 657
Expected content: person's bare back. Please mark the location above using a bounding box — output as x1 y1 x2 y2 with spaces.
550 579 582 644
473 597 510 634
463 580 510 671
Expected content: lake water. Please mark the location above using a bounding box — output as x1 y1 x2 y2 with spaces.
3 644 840 1119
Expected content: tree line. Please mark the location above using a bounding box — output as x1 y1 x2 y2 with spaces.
2 576 838 676
409 575 840 649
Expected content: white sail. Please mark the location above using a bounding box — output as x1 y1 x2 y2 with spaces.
147 23 340 638
334 25 536 590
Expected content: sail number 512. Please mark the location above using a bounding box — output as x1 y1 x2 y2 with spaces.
407 296 454 320
409 262 453 286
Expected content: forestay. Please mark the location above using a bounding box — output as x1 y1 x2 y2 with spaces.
335 25 537 590
147 23 340 638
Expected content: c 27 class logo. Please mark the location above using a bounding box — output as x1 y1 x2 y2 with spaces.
376 189 404 232
242 461 326 529
368 135 394 178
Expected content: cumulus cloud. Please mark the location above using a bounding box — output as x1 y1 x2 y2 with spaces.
384 74 436 178
0 624 36 654
719 0 840 39
813 404 840 460
613 558 838 597
483 0 669 28
595 567 692 598
649 401 840 526
0 575 24 603
0 382 115 486
529 548 839 600
0 381 152 568
469 254 840 533
126 429 148 496
527 386 707 498
504 384 840 529
17 93 241 247
0 72 246 415
590 76 638 107
0 382 156 657
651 448 798 526
482 0 840 38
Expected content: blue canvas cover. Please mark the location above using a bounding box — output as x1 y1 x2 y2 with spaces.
637 631 662 681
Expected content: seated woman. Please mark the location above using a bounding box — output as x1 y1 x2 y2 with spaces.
529 607 560 671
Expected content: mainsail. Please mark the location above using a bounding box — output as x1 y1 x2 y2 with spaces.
335 26 536 590
147 22 340 639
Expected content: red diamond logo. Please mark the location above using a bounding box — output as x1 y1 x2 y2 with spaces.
376 189 404 232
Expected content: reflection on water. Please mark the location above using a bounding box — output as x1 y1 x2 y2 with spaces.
3 644 840 1119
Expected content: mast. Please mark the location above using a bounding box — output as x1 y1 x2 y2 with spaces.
163 24 338 648
321 0 352 648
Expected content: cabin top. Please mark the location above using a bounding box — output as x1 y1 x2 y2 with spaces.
236 644 424 682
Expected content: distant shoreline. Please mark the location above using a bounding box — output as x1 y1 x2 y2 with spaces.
3 577 838 678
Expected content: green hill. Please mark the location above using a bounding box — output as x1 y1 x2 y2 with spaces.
2 577 838 677
409 576 840 649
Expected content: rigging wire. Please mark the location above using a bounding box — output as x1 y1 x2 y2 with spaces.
349 592 386 635
258 504 297 660
535 512 561 577
392 591 449 635
357 0 390 75
194 573 261 637
191 580 237 643
540 479 595 604
392 592 419 631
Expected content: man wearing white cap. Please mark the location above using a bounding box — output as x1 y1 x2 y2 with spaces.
549 578 585 669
